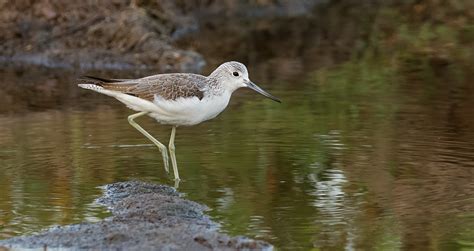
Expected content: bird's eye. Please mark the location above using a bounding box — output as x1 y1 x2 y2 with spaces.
232 72 239 77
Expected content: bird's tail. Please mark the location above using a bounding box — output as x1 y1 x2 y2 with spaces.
78 83 104 91
77 76 135 92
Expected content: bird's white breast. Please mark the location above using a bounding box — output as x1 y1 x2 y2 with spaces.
81 86 232 126
149 92 231 126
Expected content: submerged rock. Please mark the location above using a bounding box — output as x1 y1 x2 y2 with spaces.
0 181 272 251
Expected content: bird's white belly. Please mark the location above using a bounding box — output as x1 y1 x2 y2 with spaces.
149 93 231 126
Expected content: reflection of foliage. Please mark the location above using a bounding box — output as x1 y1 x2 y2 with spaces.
453 214 474 250
362 0 472 72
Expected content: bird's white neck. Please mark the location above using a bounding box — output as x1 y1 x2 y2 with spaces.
207 76 243 95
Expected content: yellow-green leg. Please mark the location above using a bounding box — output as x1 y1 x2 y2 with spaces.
174 178 180 189
127 112 169 173
168 126 180 181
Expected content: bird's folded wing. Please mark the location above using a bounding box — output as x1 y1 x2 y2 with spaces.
79 74 207 102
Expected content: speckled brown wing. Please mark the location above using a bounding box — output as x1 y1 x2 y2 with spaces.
126 73 207 101
80 74 207 101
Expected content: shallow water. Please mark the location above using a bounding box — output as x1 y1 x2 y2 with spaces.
0 60 473 250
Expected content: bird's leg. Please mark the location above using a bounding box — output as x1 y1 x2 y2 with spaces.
127 112 169 173
168 126 180 181
174 178 180 189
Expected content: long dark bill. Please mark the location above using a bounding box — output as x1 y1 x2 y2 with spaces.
246 81 281 103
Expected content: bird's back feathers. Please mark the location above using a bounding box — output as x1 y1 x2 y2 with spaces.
78 74 207 101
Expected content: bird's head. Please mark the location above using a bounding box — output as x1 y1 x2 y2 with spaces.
209 61 281 103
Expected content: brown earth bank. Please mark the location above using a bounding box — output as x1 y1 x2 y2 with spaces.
0 0 324 72
0 181 273 250
0 0 205 72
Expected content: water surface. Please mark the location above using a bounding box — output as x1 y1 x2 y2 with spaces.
0 61 473 250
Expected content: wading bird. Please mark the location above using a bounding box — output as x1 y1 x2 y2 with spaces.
78 61 280 181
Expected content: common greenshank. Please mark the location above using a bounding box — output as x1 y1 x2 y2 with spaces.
78 61 280 181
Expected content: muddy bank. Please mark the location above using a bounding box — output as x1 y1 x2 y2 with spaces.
0 1 205 72
0 0 322 72
0 181 272 250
